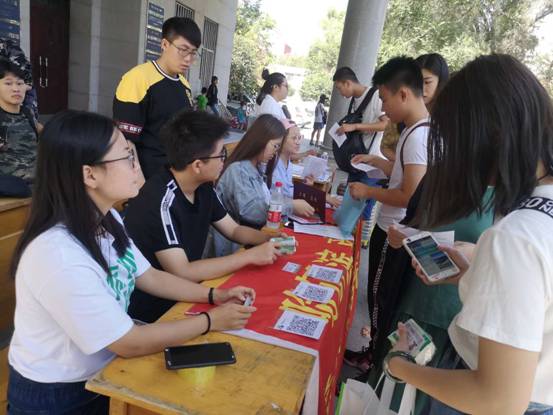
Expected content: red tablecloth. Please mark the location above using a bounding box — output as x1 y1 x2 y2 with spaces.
190 217 362 414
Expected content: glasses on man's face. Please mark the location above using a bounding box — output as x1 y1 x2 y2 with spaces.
199 147 227 163
169 41 201 60
94 149 136 169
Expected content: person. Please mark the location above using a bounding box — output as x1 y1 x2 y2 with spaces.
332 66 389 224
310 94 327 146
206 75 219 116
0 59 38 182
255 69 288 119
349 56 429 364
416 53 450 110
347 53 452 376
6 110 256 414
236 100 248 130
124 111 281 323
266 119 341 216
113 17 199 179
0 38 39 122
385 54 553 415
214 114 290 256
196 87 208 111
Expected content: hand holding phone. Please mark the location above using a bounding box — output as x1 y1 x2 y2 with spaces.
403 232 460 282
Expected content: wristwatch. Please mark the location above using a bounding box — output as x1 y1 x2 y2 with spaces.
383 350 416 383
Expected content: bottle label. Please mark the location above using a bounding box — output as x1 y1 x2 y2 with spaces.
267 210 282 224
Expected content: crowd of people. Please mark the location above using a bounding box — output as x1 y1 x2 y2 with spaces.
1 14 552 415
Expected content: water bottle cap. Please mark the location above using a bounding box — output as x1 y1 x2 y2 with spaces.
275 181 283 187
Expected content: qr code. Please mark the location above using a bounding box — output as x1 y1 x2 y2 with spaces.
288 315 319 337
313 268 339 282
303 285 330 302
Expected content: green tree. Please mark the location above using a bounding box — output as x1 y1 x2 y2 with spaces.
229 0 275 98
300 9 345 101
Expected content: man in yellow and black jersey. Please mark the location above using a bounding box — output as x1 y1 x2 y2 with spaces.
113 17 200 179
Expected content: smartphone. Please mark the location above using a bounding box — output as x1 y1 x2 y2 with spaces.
164 342 236 370
402 232 459 282
243 295 254 307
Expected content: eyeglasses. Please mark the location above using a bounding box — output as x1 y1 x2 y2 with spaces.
169 41 201 60
94 149 136 169
199 147 227 162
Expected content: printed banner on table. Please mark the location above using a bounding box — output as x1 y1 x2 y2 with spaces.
190 213 362 414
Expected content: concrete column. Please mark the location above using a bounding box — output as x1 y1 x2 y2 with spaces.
323 0 389 148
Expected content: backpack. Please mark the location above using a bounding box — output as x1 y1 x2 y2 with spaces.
399 121 430 171
332 87 377 174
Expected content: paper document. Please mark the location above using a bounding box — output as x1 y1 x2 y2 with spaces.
351 161 387 179
329 122 347 147
395 225 455 246
290 163 304 177
274 310 327 339
307 264 343 284
302 155 327 182
293 223 354 241
293 281 335 303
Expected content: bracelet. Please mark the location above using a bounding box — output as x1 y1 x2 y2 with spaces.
208 287 215 305
200 312 211 335
383 351 416 383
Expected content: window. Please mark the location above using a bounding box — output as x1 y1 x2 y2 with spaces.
175 2 194 20
200 18 218 88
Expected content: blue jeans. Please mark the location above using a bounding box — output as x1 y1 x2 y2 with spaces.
347 172 381 220
209 103 219 116
7 366 109 414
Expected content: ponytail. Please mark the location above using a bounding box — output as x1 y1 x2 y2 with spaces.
256 69 286 105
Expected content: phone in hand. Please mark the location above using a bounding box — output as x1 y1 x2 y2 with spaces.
402 232 459 282
164 342 236 370
243 295 254 307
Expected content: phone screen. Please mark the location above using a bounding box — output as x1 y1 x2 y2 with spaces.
405 235 457 278
165 342 236 370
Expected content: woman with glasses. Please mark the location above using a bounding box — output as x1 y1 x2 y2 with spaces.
7 111 257 414
255 69 289 119
214 114 290 256
265 119 341 218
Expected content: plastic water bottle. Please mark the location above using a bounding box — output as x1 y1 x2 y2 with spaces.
267 182 284 229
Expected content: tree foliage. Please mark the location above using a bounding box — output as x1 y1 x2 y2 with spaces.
229 0 275 98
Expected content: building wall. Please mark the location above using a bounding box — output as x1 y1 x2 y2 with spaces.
15 0 237 117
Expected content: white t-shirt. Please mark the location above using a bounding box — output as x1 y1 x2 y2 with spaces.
255 94 286 119
376 119 429 232
449 184 553 405
9 210 150 383
351 87 385 157
314 102 324 123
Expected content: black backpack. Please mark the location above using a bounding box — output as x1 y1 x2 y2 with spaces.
332 87 378 174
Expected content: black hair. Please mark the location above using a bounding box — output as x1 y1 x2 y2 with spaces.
221 114 286 178
10 110 130 277
160 110 229 170
201 87 207 93
332 66 359 83
416 53 449 90
318 94 327 103
162 17 201 48
0 58 25 80
414 54 553 228
372 56 423 97
256 69 286 105
211 76 218 83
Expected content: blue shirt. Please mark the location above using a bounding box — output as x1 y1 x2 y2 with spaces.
271 157 294 199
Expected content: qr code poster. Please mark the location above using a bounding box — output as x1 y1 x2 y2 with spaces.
293 281 334 304
307 264 343 284
282 262 302 274
274 310 327 340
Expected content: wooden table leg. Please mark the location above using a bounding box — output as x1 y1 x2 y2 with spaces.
109 398 128 415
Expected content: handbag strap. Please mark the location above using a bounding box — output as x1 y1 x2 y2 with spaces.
400 121 430 171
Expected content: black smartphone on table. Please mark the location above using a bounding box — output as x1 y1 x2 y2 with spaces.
164 342 236 370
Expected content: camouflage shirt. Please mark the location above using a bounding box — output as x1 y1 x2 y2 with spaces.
0 108 38 182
